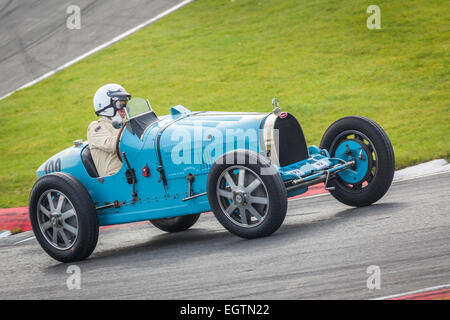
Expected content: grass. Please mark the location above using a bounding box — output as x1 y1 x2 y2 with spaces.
0 0 448 208
0 228 21 235
11 228 22 235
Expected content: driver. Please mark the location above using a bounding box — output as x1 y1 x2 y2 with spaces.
87 83 131 177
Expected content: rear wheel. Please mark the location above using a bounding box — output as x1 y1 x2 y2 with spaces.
320 116 395 207
150 214 200 233
29 172 99 262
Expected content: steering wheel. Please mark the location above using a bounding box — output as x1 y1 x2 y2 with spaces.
115 123 127 162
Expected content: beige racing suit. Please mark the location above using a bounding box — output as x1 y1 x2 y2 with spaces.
87 117 122 177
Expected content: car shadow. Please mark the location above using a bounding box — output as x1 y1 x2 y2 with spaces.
44 201 406 270
44 227 236 271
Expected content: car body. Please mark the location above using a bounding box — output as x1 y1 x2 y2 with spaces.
30 97 395 262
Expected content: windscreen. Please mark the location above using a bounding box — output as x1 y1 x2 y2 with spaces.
125 97 158 138
126 97 152 118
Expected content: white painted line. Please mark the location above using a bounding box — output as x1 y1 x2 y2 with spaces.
393 169 450 184
372 283 450 300
0 230 12 238
14 236 36 245
0 0 195 101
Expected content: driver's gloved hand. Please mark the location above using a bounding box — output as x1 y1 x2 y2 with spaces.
112 120 123 129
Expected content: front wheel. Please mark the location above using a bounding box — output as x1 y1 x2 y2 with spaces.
207 150 287 239
320 116 395 207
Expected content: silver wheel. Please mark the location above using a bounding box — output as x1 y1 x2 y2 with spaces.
216 166 269 228
37 189 79 250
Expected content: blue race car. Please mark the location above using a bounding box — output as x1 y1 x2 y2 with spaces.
29 98 395 262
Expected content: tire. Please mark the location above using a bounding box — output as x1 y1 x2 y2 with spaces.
320 116 395 207
207 150 287 239
29 172 99 262
150 214 200 233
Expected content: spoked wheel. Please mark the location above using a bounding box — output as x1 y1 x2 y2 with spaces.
216 166 269 228
29 172 99 262
37 190 79 250
320 116 395 207
207 150 287 239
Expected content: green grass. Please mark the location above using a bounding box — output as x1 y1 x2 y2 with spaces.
11 228 22 235
0 0 449 208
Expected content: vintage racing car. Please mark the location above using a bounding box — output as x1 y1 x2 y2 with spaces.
29 98 395 262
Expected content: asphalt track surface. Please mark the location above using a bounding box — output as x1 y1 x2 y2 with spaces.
0 172 449 299
0 0 186 97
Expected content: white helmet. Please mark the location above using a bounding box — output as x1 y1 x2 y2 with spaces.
93 83 131 117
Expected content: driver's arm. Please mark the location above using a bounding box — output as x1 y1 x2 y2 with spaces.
87 121 118 153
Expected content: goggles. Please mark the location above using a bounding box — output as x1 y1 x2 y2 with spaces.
113 97 130 111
